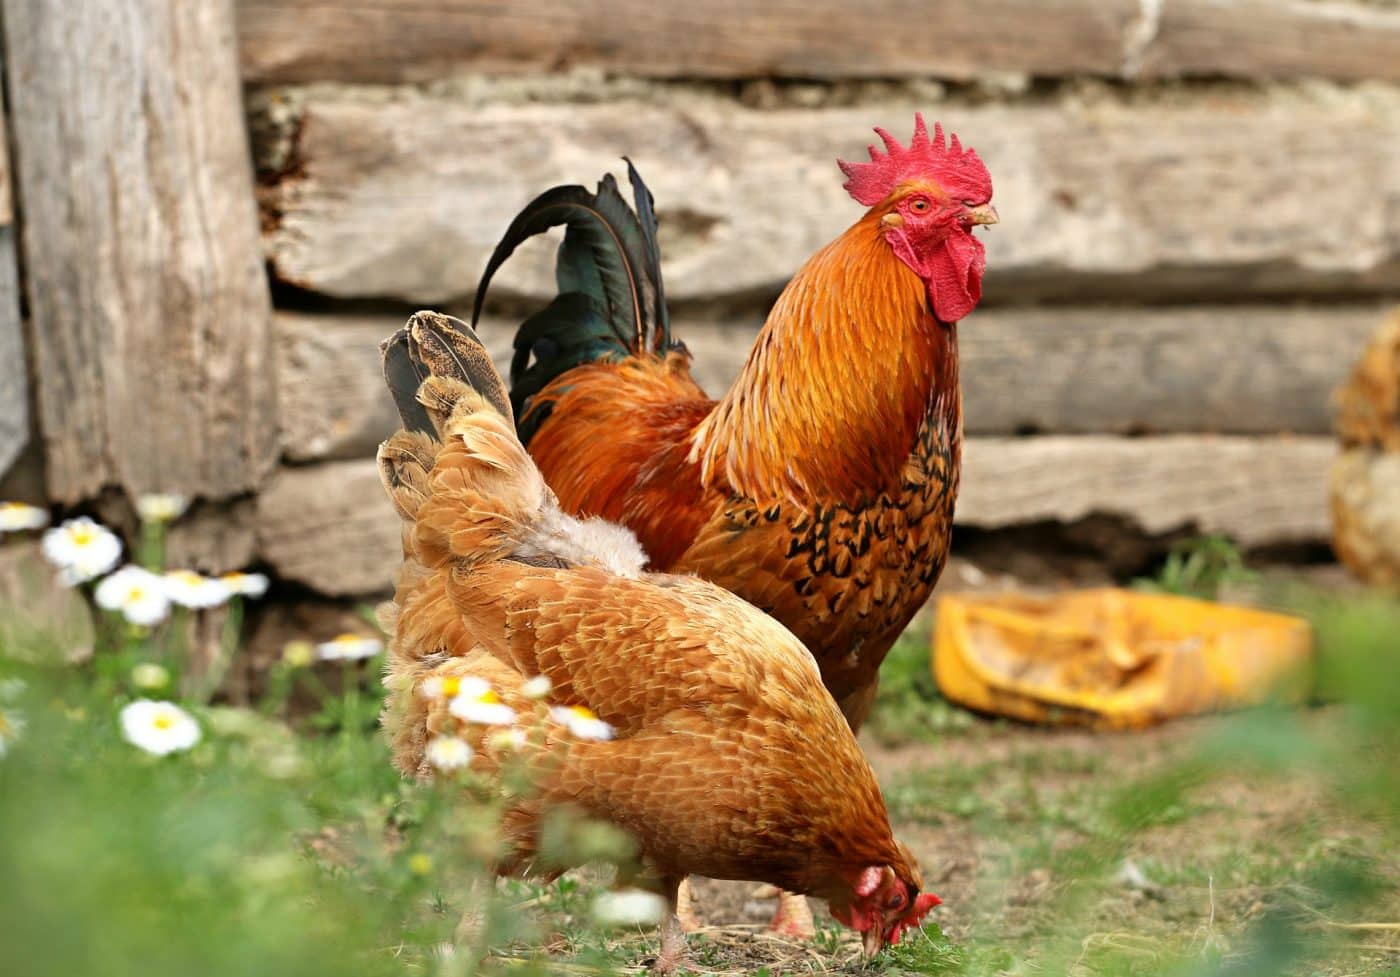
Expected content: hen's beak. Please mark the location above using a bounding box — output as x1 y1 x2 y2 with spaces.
963 204 999 226
862 926 885 957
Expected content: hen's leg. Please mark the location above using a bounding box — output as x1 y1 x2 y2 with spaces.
653 876 689 975
675 877 704 933
767 890 816 939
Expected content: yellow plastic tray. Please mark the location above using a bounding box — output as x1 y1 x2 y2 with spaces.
933 589 1313 729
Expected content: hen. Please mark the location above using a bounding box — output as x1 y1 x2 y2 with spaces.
376 311 939 971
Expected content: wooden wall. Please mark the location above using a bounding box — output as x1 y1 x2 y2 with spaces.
3 0 1398 598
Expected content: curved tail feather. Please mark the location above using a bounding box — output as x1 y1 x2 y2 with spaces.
469 162 675 442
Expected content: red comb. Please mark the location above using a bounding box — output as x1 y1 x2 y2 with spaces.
837 113 991 207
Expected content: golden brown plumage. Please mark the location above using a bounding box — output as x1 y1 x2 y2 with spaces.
377 312 939 967
519 182 971 729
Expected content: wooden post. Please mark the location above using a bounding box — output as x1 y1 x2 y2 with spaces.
2 0 278 504
0 66 26 481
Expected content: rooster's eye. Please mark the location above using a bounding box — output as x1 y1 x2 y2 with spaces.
908 198 930 214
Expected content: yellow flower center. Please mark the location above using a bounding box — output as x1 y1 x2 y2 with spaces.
479 690 502 704
128 587 145 601
71 527 95 546
153 715 173 731
570 706 598 720
440 676 461 697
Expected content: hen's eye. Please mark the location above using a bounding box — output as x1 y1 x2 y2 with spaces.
908 198 930 214
887 890 907 911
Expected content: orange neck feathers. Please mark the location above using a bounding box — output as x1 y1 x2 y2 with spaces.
691 210 960 506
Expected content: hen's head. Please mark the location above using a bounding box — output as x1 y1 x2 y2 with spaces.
839 114 996 324
827 845 941 956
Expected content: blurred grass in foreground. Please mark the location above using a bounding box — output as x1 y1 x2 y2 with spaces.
0 533 1396 977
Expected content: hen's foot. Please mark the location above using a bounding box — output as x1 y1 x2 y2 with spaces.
652 910 688 974
767 890 816 939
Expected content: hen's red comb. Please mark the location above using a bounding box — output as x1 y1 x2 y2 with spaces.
838 113 991 207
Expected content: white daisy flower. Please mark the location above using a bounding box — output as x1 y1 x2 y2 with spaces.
162 570 232 609
425 734 473 771
315 634 383 662
487 728 528 752
135 493 190 523
449 686 517 726
0 707 24 757
119 699 201 756
550 705 615 741
420 674 489 701
0 502 48 532
592 889 666 927
219 572 269 598
95 565 171 626
130 662 171 691
42 517 122 586
520 675 553 700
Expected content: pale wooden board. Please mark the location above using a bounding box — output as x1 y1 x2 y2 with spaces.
271 305 1384 465
259 90 1400 308
958 435 1335 546
1142 0 1400 82
256 436 1335 596
235 0 1400 85
256 458 404 597
3 0 278 503
236 0 1137 84
0 74 26 482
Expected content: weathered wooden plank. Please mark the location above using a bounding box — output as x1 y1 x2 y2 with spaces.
258 436 1333 595
271 305 1385 463
256 459 403 596
235 0 1400 85
259 90 1400 308
0 83 27 481
1143 0 1400 83
236 0 1137 85
3 0 278 503
959 436 1335 546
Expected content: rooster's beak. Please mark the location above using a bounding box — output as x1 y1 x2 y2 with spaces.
963 204 999 226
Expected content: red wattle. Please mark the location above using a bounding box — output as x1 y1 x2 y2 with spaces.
925 228 985 323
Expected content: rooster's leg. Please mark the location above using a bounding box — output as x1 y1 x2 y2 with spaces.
653 876 689 975
675 876 704 933
767 889 816 939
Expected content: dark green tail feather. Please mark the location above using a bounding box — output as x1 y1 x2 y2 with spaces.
469 162 674 445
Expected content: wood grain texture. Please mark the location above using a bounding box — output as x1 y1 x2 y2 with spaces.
236 0 1137 84
269 306 1382 464
235 0 1400 85
0 88 27 480
959 436 1335 546
256 459 403 595
1143 0 1400 82
259 90 1400 307
260 435 1333 595
3 0 278 503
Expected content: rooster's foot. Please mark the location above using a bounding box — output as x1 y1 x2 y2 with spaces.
767 890 816 940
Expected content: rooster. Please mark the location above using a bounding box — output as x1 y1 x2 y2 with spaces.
472 115 995 933
377 311 940 971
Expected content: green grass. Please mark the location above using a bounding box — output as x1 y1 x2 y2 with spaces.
0 533 1397 977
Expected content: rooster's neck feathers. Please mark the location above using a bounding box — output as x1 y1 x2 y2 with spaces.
690 212 959 507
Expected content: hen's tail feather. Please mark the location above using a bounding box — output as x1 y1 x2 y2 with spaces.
470 164 673 441
378 314 550 570
385 311 515 432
